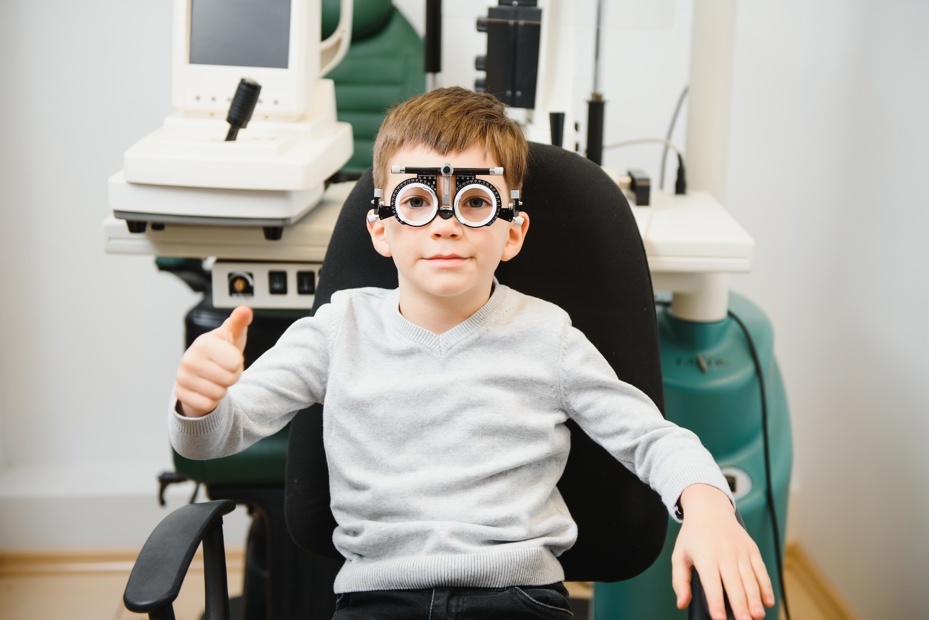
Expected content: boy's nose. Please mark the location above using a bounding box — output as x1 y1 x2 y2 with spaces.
429 208 463 236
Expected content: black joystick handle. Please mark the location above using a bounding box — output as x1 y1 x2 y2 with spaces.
225 78 261 141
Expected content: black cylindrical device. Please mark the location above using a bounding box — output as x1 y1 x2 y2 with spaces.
424 0 442 78
549 112 565 148
225 78 261 141
586 95 605 165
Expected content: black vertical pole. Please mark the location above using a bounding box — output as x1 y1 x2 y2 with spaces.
586 95 605 165
425 0 442 88
549 112 565 148
586 0 606 164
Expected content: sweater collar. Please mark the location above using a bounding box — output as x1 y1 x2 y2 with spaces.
388 280 508 355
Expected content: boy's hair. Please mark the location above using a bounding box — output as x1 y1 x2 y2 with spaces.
372 87 528 191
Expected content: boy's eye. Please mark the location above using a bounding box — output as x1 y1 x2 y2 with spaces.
401 194 432 209
465 197 490 209
458 190 494 210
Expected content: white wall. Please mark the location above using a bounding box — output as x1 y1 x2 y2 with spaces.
0 0 244 548
1 0 927 617
725 2 929 618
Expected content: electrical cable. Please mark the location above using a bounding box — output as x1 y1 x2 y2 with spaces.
727 309 792 620
660 84 689 191
653 301 791 619
604 136 684 160
603 138 687 194
653 84 788 616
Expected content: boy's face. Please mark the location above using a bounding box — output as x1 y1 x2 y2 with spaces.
366 144 530 312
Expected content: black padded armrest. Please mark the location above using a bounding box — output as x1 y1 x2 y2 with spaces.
689 568 736 620
124 499 236 620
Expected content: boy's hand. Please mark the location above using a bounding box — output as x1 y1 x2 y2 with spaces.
174 306 253 418
671 484 775 620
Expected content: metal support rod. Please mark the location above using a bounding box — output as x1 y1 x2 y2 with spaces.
586 0 606 163
685 0 738 204
201 519 231 620
592 0 605 94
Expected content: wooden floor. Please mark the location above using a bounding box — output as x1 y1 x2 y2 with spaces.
0 543 854 619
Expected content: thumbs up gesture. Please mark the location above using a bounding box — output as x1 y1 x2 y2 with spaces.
174 306 253 418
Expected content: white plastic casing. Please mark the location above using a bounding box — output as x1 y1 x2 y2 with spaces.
630 190 755 322
103 180 350 261
121 80 352 192
114 0 354 206
108 170 324 225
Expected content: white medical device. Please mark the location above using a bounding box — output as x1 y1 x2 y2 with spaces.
104 0 754 318
104 181 351 309
109 0 354 237
172 0 345 121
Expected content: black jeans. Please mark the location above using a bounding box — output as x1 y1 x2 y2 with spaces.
332 583 574 619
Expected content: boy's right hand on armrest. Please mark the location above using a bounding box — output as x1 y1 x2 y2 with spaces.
174 306 253 418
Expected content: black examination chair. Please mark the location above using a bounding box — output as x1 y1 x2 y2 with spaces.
125 143 728 619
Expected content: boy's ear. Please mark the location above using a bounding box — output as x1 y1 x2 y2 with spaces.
501 211 530 262
366 211 393 258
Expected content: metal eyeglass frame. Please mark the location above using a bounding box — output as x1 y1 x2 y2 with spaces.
367 163 524 228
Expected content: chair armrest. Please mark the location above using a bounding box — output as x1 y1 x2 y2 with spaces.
689 567 736 620
124 499 236 620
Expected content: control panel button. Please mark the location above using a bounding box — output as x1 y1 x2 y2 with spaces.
268 270 288 295
297 271 316 295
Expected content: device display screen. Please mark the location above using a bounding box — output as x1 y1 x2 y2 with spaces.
189 0 292 69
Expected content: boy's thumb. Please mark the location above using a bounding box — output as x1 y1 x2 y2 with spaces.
222 306 253 350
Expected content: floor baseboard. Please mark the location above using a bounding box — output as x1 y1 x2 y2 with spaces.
783 542 857 620
1 543 856 620
0 547 245 577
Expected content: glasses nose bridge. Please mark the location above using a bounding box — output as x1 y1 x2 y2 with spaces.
436 172 456 208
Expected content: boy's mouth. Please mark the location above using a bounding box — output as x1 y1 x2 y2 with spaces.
425 254 468 265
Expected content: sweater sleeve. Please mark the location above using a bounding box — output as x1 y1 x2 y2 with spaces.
168 300 338 460
558 324 733 520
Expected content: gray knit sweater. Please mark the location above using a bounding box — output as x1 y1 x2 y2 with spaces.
169 283 731 593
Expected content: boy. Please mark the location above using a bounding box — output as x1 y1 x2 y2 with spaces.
171 87 774 620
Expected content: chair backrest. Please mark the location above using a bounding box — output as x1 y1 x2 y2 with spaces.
285 142 668 582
